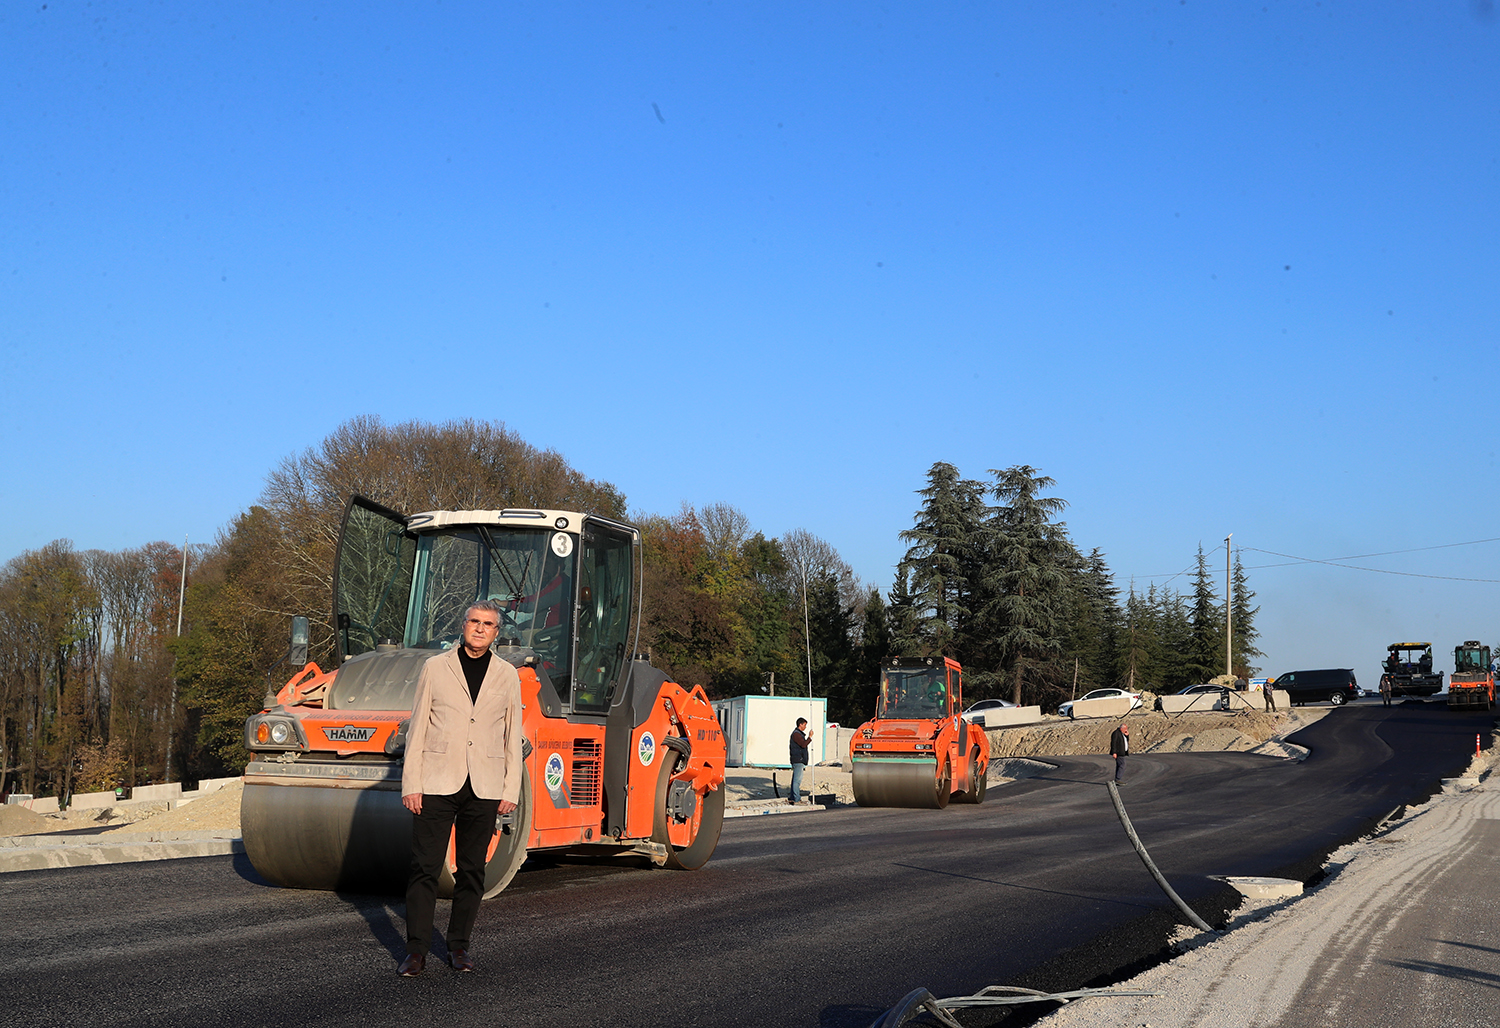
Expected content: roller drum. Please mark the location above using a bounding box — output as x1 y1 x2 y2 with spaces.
242 779 412 894
852 758 947 809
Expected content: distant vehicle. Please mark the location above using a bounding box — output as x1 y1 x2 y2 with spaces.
1057 688 1142 719
1273 668 1359 707
960 698 1017 726
1154 684 1230 711
1447 641 1494 711
1379 642 1444 698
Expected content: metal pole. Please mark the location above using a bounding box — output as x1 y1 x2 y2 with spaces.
1225 534 1233 679
801 560 813 699
165 535 187 783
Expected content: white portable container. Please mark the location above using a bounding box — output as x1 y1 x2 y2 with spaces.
711 694 830 768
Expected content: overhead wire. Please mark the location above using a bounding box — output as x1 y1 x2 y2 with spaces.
1129 536 1500 585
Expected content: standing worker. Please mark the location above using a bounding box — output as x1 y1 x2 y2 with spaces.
1109 721 1129 785
397 600 523 977
788 717 811 804
1380 675 1392 707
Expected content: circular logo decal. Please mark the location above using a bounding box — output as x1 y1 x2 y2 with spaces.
551 532 574 558
638 731 656 767
544 753 565 791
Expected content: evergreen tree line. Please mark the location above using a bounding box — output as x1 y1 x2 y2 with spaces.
0 425 1262 799
889 462 1263 712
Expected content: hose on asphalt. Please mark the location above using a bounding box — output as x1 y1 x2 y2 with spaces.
1105 780 1218 935
867 984 1163 1027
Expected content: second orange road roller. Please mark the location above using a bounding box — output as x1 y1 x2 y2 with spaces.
850 655 989 808
240 495 726 898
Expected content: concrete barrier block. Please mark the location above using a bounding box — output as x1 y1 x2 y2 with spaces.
69 791 118 810
976 706 1044 728
1160 694 1227 714
1069 696 1134 719
1223 690 1289 711
28 796 58 813
194 776 240 795
130 783 183 803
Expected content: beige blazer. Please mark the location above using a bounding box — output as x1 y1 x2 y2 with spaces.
401 647 524 803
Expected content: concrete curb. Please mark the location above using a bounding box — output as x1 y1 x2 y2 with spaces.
0 830 244 873
725 800 830 819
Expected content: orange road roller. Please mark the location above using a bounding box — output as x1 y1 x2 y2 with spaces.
241 495 726 898
850 656 989 808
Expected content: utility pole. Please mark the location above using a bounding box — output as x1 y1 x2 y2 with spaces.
801 558 813 699
1225 533 1233 679
165 536 188 783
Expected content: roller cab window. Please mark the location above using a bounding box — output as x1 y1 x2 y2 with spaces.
877 665 952 719
406 527 576 694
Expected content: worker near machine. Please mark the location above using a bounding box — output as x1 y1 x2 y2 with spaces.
397 600 523 977
1109 721 1129 784
788 718 811 804
1380 675 1392 707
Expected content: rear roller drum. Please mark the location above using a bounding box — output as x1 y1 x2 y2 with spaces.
953 753 987 805
474 765 533 899
652 751 726 871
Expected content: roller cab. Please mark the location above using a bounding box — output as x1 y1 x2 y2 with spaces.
850 656 989 809
241 495 726 897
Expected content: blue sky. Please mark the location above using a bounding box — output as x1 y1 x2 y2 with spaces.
3 2 1498 683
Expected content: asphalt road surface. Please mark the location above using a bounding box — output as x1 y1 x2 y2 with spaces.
1 700 1486 1028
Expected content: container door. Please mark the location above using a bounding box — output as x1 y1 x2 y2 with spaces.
334 495 416 661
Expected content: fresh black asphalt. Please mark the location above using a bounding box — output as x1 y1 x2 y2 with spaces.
0 700 1487 1028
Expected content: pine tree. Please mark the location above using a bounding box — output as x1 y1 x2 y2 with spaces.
886 564 923 658
1063 548 1121 693
983 465 1070 706
1230 553 1263 677
1187 545 1223 683
897 462 988 659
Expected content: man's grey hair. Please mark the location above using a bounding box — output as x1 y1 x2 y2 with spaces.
466 599 503 620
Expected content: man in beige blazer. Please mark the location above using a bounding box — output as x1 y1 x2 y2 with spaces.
397 599 524 976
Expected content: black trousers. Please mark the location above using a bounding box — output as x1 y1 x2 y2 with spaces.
405 777 501 956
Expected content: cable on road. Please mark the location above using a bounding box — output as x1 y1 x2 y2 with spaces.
1106 780 1218 935
867 984 1163 1027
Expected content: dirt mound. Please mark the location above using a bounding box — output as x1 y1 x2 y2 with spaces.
0 804 52 838
985 709 1325 760
132 781 244 832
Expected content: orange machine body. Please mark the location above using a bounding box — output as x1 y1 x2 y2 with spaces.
850 656 989 809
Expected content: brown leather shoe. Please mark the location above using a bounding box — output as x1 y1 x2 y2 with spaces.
449 949 475 973
396 953 425 977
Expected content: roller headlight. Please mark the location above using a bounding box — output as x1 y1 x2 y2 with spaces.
270 722 290 745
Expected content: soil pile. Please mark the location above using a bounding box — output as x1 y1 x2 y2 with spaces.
0 805 51 837
133 782 243 833
984 709 1325 760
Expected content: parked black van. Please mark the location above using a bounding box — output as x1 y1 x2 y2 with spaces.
1272 668 1359 706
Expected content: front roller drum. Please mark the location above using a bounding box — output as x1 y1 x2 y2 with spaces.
241 765 533 899
242 780 411 894
852 757 950 809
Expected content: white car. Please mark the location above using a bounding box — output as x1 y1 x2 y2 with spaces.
1057 688 1143 719
960 698 1017 726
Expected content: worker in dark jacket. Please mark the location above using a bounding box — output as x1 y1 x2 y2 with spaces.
1109 722 1129 784
788 718 811 804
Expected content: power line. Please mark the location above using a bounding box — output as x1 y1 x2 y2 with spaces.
1239 544 1500 584
1129 536 1500 586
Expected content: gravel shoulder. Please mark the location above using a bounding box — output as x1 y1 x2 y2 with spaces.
1029 743 1499 1028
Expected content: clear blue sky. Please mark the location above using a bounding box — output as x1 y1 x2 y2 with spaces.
4 2 1498 683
